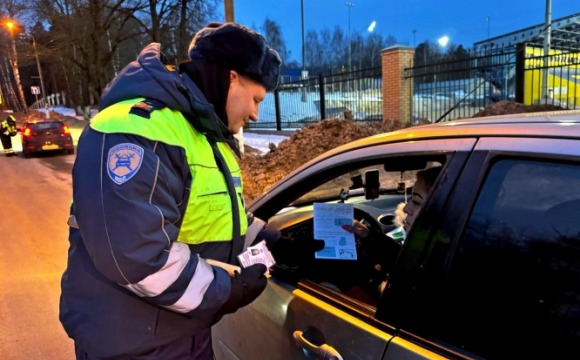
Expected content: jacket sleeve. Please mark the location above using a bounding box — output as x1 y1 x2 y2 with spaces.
72 127 231 315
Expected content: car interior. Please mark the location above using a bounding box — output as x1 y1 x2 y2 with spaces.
262 154 447 307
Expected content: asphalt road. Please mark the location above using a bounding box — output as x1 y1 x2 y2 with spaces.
0 143 76 359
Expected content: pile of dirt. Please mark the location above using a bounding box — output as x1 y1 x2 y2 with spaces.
472 100 566 117
241 119 383 203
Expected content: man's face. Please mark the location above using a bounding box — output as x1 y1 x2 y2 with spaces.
226 71 266 134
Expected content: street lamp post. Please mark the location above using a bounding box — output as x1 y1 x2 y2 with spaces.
301 0 305 74
31 35 47 109
433 35 450 99
356 21 376 95
541 0 552 101
345 1 355 72
300 0 307 102
358 20 376 71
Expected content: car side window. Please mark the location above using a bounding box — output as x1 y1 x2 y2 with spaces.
434 159 580 359
271 154 448 309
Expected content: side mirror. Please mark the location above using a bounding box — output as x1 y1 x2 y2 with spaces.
364 169 380 200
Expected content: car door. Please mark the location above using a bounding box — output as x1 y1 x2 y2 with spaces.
212 137 477 360
379 136 580 359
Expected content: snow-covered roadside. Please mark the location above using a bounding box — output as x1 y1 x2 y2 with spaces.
240 132 288 154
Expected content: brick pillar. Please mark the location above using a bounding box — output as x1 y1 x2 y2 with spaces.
381 46 415 127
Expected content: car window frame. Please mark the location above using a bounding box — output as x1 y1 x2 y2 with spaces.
249 138 477 221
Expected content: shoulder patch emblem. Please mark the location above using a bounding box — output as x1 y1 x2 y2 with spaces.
107 143 144 185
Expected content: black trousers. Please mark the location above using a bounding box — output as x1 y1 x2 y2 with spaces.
0 134 12 151
74 328 214 360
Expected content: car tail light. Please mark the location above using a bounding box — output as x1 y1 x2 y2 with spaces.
22 128 32 137
62 125 70 135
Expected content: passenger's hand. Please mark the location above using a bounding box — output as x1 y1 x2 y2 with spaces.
219 264 268 315
341 220 369 239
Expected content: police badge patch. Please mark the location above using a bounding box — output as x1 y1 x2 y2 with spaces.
107 143 144 185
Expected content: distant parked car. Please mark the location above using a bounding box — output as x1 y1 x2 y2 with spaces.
213 109 580 360
21 120 74 158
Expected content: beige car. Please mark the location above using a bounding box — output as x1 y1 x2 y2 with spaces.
213 110 580 360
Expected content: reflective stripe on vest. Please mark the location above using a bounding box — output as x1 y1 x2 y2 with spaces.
90 98 247 244
1 120 16 136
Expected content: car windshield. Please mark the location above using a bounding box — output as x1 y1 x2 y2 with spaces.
30 123 63 131
292 165 420 205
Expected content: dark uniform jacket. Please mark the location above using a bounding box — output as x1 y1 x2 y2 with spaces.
59 43 244 357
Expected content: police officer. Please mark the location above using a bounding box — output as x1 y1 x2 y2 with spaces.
60 23 322 359
0 114 17 157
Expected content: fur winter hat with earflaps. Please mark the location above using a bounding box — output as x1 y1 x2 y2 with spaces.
188 22 282 91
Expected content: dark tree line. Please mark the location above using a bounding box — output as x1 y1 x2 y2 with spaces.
0 0 473 111
0 0 219 111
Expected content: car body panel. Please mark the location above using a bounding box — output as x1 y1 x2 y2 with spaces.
213 278 393 360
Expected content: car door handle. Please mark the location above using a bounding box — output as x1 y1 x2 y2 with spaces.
293 330 344 360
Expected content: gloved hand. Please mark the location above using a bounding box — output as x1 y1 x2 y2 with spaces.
219 263 268 315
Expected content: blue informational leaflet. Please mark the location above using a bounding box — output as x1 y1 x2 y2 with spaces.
313 202 357 260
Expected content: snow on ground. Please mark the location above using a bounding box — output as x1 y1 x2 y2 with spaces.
258 90 382 123
239 131 288 153
51 106 78 117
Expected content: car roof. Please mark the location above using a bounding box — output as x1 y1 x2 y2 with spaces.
25 119 65 124
339 109 580 153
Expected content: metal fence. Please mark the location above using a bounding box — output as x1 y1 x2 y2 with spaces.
246 67 383 130
406 51 518 123
406 45 580 123
249 44 580 129
521 46 580 108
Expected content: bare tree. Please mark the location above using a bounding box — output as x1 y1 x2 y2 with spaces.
22 0 219 108
131 0 218 63
304 30 321 70
0 0 30 111
330 26 347 70
261 18 289 64
33 0 146 106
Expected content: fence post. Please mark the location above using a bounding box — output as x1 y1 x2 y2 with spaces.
515 42 526 104
318 73 326 120
274 89 281 131
381 46 415 125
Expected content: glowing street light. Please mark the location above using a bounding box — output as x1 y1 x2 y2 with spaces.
437 35 450 48
6 21 14 35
